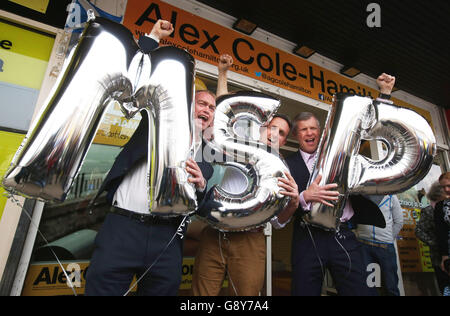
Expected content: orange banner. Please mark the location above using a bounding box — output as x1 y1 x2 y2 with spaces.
122 0 431 123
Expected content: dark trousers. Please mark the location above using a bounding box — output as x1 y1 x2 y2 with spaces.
85 213 184 296
291 223 377 296
360 243 400 296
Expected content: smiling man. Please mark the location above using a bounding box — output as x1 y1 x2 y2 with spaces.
191 54 300 296
85 20 214 296
194 90 216 131
283 73 396 296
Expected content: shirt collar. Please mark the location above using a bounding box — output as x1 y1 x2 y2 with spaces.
299 149 317 162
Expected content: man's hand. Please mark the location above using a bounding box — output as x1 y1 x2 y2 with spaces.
376 73 396 95
186 158 206 191
278 172 300 209
218 54 233 74
216 54 233 97
303 175 339 207
275 172 299 225
149 19 174 41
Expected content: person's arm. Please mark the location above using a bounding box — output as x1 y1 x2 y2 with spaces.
273 172 300 228
216 54 233 97
138 19 174 53
415 206 436 246
390 195 404 239
186 158 206 192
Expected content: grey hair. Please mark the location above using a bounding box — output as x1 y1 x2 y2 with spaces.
292 112 320 135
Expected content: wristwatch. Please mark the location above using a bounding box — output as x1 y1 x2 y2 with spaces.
378 93 391 100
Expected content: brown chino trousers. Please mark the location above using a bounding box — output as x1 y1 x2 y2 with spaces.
192 225 266 296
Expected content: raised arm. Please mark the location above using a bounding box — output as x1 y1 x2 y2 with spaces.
216 54 233 97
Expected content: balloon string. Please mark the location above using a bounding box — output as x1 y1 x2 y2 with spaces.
123 215 190 296
6 193 78 296
305 223 326 281
334 233 352 278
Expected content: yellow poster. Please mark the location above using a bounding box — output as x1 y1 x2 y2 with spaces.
8 0 50 14
22 257 213 295
0 131 25 220
92 103 142 147
397 207 434 273
0 21 54 89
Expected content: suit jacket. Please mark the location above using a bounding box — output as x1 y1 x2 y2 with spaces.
285 150 386 229
91 36 213 207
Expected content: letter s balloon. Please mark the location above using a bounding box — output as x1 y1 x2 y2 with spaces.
197 91 290 232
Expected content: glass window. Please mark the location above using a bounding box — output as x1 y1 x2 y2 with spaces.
0 19 54 221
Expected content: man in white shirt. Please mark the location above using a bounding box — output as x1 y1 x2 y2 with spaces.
85 20 214 296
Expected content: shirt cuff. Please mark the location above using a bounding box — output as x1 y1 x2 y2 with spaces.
375 97 393 104
299 191 311 211
270 216 290 229
196 183 206 193
145 32 160 43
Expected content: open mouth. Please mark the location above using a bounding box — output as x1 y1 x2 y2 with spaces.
305 138 315 145
197 114 209 122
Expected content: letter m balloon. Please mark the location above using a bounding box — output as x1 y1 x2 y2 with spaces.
2 17 199 215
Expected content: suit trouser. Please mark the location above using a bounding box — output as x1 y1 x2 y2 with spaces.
291 223 378 296
85 213 183 296
192 226 266 296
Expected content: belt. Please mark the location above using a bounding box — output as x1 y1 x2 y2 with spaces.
298 218 353 232
358 239 389 249
110 206 183 226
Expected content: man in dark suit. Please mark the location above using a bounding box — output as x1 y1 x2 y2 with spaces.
279 73 396 296
85 20 214 296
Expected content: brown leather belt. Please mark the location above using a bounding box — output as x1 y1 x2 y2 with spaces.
358 239 389 249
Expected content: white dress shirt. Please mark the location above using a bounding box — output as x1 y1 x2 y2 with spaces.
113 159 149 214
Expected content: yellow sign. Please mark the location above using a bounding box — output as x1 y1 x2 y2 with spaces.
8 0 50 14
0 21 54 89
92 103 142 147
21 257 208 295
0 131 25 220
397 207 434 273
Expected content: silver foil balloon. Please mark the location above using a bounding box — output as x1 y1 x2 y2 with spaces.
306 93 436 230
2 17 198 215
199 91 291 232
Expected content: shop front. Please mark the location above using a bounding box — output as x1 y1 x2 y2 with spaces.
0 0 449 296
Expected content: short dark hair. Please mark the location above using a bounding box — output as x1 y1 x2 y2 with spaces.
272 113 292 131
292 112 320 134
426 181 446 202
439 172 450 182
